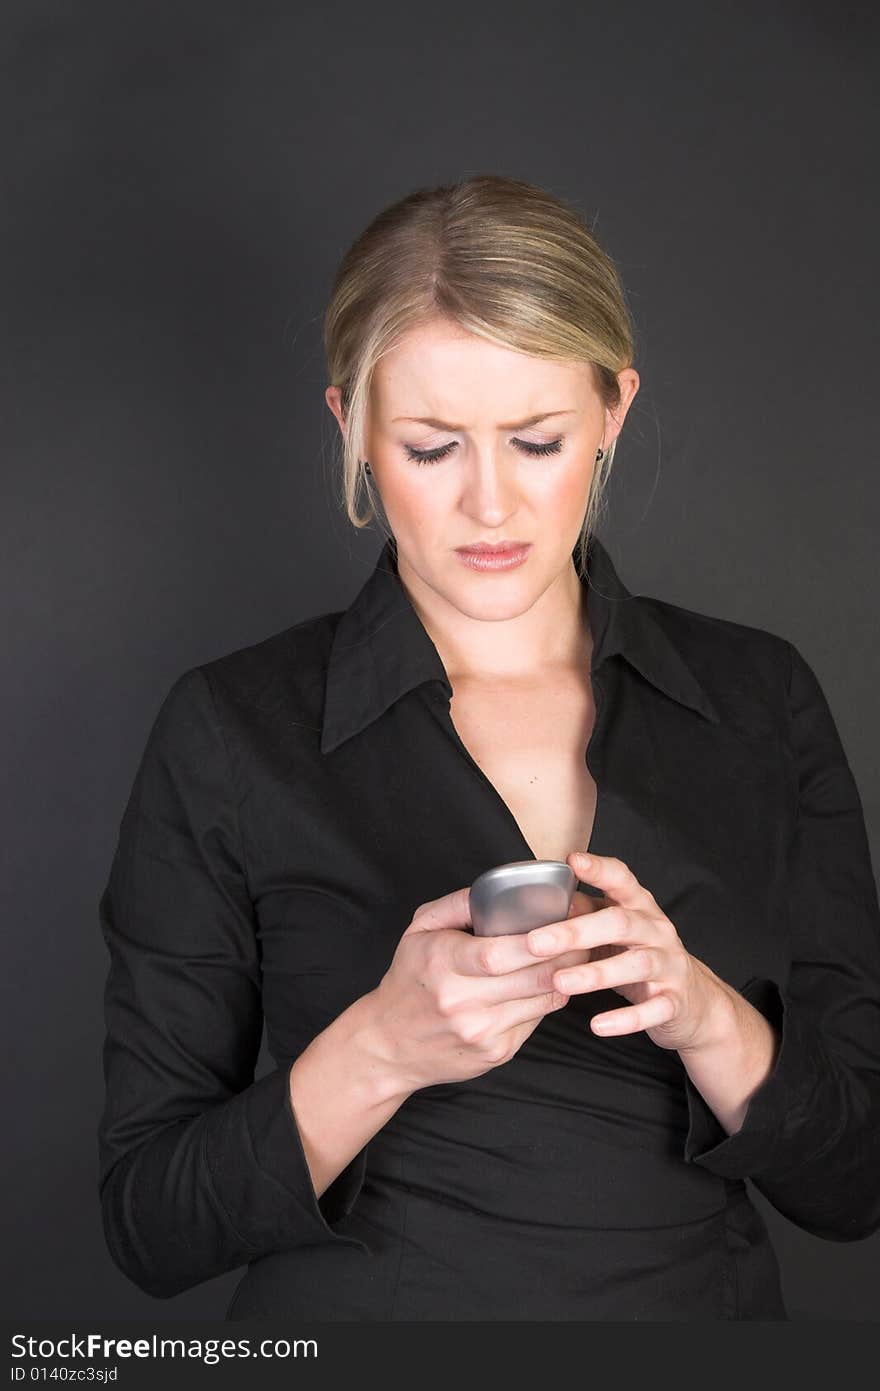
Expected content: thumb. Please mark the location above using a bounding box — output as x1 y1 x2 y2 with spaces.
405 884 473 935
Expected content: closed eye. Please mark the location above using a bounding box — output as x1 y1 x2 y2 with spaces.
404 437 564 466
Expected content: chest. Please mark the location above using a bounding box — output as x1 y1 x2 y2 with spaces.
447 672 598 863
247 657 796 1056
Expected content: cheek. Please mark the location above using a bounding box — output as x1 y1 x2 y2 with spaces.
380 468 447 533
536 461 592 515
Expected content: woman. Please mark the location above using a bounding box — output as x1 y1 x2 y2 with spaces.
98 174 880 1321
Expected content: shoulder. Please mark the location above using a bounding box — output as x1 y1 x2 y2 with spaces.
643 593 795 727
203 610 342 690
158 609 346 731
647 593 791 671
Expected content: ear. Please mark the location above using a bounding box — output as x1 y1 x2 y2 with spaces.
324 385 346 437
603 368 640 447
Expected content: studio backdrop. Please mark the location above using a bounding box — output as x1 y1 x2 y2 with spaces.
2 0 878 1327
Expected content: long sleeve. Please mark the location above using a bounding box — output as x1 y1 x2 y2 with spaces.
97 667 368 1300
681 639 880 1240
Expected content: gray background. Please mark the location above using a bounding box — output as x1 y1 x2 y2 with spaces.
2 0 878 1321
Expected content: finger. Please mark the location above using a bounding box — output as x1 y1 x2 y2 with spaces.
526 904 662 958
566 852 657 911
591 992 677 1037
411 879 599 962
410 883 598 940
495 986 571 1034
407 885 473 934
454 924 591 982
567 888 604 918
460 891 599 972
552 945 664 995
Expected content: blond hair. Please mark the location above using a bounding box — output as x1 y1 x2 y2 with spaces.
322 173 636 577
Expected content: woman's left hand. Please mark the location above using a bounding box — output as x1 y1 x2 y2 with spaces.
525 849 731 1052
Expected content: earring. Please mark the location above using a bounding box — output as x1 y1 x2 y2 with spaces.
595 447 604 463
362 460 372 475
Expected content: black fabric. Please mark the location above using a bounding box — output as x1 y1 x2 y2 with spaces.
97 534 880 1319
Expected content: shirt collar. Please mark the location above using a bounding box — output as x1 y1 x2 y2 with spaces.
321 534 720 755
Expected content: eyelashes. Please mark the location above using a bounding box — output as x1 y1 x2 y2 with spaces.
404 437 564 467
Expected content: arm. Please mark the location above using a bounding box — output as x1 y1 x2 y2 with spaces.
288 988 414 1201
678 980 781 1136
679 640 880 1241
98 667 410 1300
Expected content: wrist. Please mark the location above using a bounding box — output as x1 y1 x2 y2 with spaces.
676 978 780 1137
343 988 417 1107
678 967 741 1058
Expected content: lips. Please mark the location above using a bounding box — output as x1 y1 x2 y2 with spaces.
455 542 532 571
456 541 529 554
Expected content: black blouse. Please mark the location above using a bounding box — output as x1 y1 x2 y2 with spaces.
97 533 880 1321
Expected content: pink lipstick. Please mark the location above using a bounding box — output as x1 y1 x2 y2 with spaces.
455 542 532 571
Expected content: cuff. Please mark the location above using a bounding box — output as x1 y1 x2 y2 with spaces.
683 976 801 1176
204 1064 369 1252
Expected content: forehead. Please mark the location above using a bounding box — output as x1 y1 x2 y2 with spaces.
372 319 597 417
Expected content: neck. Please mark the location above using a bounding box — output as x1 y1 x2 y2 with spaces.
395 549 594 686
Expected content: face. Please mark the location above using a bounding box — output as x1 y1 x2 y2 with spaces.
325 316 639 627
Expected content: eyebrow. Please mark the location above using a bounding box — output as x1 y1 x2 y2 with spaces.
391 410 577 431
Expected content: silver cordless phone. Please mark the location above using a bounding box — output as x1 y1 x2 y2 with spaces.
469 860 577 937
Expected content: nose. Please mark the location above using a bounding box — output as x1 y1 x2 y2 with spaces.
459 447 521 524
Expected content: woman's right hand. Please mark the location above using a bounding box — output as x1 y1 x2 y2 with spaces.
367 883 600 1092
